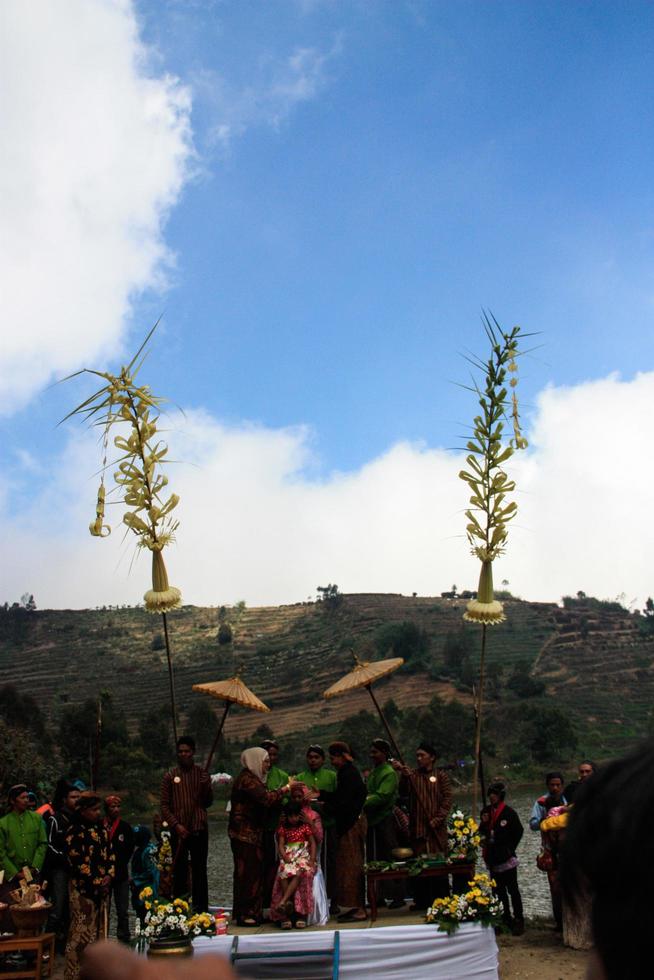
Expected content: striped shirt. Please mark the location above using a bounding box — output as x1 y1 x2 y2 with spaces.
161 764 213 833
402 768 452 855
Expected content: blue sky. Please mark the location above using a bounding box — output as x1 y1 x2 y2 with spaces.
2 0 654 608
131 0 654 467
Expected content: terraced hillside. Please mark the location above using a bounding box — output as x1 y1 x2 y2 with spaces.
533 604 654 756
2 594 652 757
0 594 554 739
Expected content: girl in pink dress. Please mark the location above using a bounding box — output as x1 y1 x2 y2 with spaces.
290 782 323 845
270 802 317 928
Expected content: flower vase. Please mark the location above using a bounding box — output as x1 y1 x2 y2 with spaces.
147 937 194 958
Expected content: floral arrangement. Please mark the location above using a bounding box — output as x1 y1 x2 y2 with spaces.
156 831 173 874
135 892 215 942
447 809 481 861
425 872 503 935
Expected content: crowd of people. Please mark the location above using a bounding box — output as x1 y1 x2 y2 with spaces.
171 734 453 929
0 731 603 978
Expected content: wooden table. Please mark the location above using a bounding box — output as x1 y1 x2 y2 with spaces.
366 862 475 921
0 932 55 979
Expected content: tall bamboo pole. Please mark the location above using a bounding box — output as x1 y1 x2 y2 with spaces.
471 625 487 816
458 316 529 814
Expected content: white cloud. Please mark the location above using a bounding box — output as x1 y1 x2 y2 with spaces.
196 43 336 150
0 0 193 413
2 372 652 611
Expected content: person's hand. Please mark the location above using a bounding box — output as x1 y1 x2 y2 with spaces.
428 817 441 830
81 941 236 979
176 825 190 840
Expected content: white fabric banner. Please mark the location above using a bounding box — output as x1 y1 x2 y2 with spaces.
193 922 498 978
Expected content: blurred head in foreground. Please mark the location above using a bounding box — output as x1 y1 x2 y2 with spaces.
561 739 654 980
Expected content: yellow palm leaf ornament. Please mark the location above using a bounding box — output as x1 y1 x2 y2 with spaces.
63 326 181 612
459 318 527 625
62 325 182 739
459 315 529 814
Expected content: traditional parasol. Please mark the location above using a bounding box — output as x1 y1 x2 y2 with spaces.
192 674 270 770
325 651 438 829
323 652 405 762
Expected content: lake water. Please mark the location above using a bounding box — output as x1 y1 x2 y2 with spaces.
204 788 552 919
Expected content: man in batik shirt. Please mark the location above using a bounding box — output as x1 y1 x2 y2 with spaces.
64 792 114 980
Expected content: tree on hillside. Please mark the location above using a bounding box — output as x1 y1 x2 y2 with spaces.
0 684 48 740
0 719 57 796
508 705 577 764
138 704 175 769
640 597 654 635
251 722 275 743
338 709 381 760
505 660 545 698
441 630 474 677
374 621 430 672
186 700 218 758
216 600 246 645
59 693 129 784
217 623 233 645
397 695 474 761
317 584 343 610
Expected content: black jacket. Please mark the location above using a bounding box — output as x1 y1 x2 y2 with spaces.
44 808 75 872
320 762 366 837
107 819 135 881
480 803 523 869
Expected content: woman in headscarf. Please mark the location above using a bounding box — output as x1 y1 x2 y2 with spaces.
228 747 293 926
394 741 452 910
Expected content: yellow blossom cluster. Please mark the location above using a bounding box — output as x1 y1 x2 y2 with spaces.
426 871 500 931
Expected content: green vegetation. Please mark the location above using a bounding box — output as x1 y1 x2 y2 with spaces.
1 591 653 802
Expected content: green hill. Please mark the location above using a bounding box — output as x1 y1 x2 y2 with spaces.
1 592 652 792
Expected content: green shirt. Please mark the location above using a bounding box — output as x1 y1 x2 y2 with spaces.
264 765 289 831
0 810 48 879
295 766 338 828
364 762 399 827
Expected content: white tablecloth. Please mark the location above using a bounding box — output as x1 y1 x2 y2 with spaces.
193 922 498 978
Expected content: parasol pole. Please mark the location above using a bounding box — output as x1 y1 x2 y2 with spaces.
162 612 179 745
364 683 404 764
205 701 231 771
